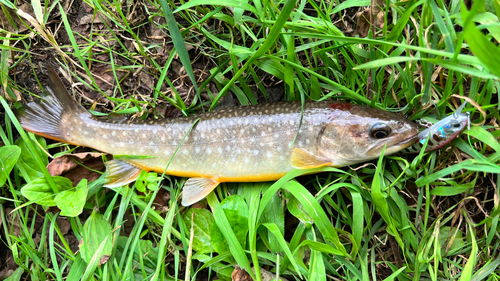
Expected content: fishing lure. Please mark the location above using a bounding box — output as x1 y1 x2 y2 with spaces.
405 101 469 153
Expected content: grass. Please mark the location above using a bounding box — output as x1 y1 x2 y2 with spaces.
1 0 500 280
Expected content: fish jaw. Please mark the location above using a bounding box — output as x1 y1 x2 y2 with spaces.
367 133 419 157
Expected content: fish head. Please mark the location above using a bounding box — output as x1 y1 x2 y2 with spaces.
318 106 419 165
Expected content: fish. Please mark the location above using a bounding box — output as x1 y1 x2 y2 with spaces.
17 67 419 206
404 102 469 153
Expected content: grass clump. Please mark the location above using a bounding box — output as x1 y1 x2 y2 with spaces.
1 0 500 280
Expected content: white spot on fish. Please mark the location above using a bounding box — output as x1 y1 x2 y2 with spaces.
298 141 303 146
261 132 266 137
216 129 221 134
252 127 256 132
253 150 259 155
161 136 166 142
277 146 282 152
207 148 212 154
244 157 250 164
266 151 273 158
286 131 291 136
306 139 311 144
217 147 223 154
143 134 147 139
240 129 245 134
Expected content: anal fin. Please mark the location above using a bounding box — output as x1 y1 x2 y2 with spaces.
291 148 332 169
182 177 220 206
104 159 143 188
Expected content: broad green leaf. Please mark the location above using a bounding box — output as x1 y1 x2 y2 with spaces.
439 227 465 255
15 136 48 180
280 180 348 256
262 223 301 275
115 236 159 273
182 208 214 254
54 179 88 217
0 145 21 186
207 192 253 279
211 195 249 253
21 176 73 206
284 190 313 227
260 192 284 253
79 212 113 264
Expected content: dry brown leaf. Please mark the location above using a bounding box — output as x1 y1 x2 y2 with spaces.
47 152 105 185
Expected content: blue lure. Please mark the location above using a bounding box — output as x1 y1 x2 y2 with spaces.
406 101 470 153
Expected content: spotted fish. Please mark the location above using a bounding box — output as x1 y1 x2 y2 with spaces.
17 68 419 206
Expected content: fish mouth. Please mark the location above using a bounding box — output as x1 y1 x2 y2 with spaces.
393 134 419 149
367 133 419 157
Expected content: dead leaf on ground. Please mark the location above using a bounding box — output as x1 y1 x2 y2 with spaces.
47 152 105 185
355 9 385 38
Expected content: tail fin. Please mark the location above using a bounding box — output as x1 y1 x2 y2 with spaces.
16 66 90 144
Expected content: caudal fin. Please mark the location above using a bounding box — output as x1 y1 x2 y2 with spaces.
16 67 90 144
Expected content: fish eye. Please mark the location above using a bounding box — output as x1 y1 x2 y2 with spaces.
452 122 461 128
370 123 392 139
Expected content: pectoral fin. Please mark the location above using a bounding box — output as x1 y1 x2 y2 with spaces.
104 159 143 188
182 177 220 206
291 148 332 169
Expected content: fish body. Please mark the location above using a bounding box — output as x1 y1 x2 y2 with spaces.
17 68 419 205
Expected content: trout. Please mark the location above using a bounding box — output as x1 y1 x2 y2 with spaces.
17 68 419 206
